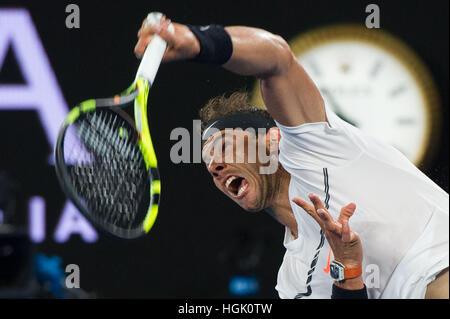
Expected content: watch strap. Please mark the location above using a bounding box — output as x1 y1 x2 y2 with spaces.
343 265 362 279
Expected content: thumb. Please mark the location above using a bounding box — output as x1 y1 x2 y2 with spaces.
338 202 356 224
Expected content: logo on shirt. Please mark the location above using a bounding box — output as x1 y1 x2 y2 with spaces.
323 248 332 274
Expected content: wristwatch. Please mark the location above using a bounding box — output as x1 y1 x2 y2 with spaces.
329 261 362 282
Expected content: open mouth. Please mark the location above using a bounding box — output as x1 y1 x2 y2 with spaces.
224 175 249 198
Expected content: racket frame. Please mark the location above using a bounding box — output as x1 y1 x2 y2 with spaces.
55 80 160 238
55 12 168 238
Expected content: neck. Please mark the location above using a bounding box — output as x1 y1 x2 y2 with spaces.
265 166 298 239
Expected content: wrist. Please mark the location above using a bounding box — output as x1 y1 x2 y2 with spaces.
329 260 362 283
334 275 365 290
186 24 233 64
180 24 201 59
331 282 368 299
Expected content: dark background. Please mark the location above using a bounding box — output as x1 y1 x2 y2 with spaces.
0 0 448 298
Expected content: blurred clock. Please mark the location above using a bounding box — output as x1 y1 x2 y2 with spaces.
252 25 441 168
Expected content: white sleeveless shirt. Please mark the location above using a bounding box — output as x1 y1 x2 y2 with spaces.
274 104 449 299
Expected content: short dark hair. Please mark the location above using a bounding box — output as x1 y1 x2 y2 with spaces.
199 91 273 133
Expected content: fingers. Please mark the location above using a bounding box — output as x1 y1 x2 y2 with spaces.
292 197 323 226
139 14 167 31
293 194 334 231
341 219 351 242
317 208 341 234
341 219 360 244
138 15 164 38
338 202 356 224
134 38 147 57
156 19 174 42
294 194 355 239
135 15 173 57
308 193 326 212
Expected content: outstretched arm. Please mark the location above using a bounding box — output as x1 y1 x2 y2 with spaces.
134 16 326 127
293 194 368 298
224 26 326 126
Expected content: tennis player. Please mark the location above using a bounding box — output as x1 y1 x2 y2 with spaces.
135 16 449 299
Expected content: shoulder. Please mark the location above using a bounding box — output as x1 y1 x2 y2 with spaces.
276 103 365 169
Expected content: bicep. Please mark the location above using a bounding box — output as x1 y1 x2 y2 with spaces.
260 55 327 127
222 26 326 126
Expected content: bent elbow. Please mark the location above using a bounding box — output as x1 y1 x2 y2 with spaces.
271 34 295 75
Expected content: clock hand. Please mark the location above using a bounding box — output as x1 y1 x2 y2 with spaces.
321 88 359 127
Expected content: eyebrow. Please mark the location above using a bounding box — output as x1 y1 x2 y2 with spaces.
203 131 226 154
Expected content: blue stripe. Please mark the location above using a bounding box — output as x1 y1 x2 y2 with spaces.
294 168 329 299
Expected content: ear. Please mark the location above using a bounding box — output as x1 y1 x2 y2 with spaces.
266 126 281 153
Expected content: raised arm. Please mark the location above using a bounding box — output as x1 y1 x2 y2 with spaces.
223 26 326 126
134 16 326 126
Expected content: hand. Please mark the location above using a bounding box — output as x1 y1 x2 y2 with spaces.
293 194 364 289
134 15 200 62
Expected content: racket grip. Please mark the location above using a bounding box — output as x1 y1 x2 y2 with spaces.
135 12 173 84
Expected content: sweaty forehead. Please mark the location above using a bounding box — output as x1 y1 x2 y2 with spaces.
202 129 259 152
202 130 224 150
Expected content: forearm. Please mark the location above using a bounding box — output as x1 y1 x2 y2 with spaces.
179 24 293 78
185 24 323 125
139 19 325 125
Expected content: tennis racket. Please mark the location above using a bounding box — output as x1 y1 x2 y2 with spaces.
55 12 170 239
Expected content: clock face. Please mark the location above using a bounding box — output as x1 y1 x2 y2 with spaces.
299 41 428 165
251 25 440 168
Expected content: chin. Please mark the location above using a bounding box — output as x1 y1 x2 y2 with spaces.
242 206 261 213
236 195 263 212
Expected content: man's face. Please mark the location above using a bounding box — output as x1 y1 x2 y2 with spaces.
202 129 275 212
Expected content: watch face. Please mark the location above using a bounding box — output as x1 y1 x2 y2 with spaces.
329 263 341 280
299 41 429 165
251 25 441 169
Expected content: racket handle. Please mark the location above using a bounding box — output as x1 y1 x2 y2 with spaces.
135 12 173 83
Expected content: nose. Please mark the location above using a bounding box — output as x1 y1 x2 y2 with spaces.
207 159 227 178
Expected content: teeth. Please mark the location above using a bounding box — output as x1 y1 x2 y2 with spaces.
237 183 248 196
225 176 237 188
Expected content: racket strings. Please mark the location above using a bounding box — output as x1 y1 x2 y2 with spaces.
66 109 149 229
